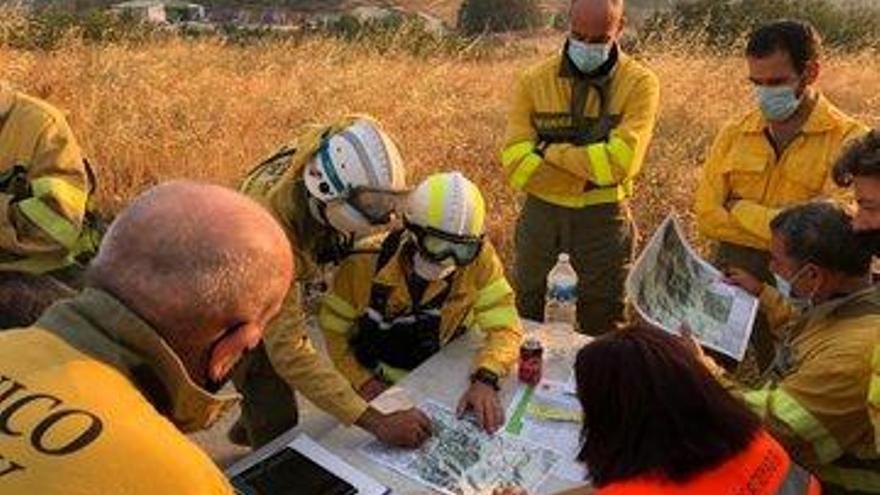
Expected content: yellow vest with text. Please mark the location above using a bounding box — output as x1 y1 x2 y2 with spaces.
0 289 235 495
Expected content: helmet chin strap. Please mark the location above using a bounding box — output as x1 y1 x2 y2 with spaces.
307 196 330 227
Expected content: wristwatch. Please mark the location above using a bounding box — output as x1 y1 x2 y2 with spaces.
470 368 500 391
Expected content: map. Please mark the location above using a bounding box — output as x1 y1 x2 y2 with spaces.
626 214 759 361
505 381 588 483
361 401 561 495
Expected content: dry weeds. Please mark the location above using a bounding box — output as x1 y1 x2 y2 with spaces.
2 34 878 261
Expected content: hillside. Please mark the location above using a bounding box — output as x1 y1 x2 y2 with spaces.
2 31 877 260
24 0 687 25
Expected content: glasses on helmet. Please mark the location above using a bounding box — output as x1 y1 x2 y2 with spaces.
406 222 484 266
327 186 409 225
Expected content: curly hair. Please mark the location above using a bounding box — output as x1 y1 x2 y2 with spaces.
833 129 880 187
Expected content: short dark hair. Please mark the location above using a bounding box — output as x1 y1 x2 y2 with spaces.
770 202 872 276
574 324 761 487
833 130 880 187
746 20 822 74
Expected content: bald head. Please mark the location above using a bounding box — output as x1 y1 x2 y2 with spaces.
571 0 624 43
88 181 293 388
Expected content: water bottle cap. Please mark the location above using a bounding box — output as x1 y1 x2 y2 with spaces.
558 253 570 263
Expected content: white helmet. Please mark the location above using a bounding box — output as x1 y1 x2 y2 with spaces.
406 171 486 238
304 119 407 238
405 172 486 276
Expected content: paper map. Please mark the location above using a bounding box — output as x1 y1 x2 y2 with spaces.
626 214 759 361
505 381 587 483
360 401 560 495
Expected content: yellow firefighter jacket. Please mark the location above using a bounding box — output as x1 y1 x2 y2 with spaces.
318 233 522 389
239 116 373 425
501 48 660 209
740 285 880 494
0 86 92 274
696 95 867 251
0 289 235 495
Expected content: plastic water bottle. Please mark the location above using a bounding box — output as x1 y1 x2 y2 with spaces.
544 253 578 331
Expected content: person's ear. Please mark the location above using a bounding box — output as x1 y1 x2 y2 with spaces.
802 60 820 87
803 263 824 296
207 322 261 384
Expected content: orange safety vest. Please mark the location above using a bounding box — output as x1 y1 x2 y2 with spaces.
595 431 821 495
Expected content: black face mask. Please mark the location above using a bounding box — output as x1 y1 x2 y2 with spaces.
858 229 880 257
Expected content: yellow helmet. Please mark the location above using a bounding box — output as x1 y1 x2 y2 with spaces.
405 172 486 268
406 172 485 238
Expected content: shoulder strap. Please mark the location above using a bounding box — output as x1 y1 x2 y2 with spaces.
375 229 405 276
83 158 97 198
365 229 406 315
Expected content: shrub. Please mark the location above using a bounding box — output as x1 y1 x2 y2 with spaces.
457 0 543 35
1 7 158 50
641 0 880 51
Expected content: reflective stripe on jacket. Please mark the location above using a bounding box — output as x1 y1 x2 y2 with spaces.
239 116 378 425
595 431 821 495
743 286 880 494
501 50 659 209
0 87 91 274
696 95 867 251
319 233 522 389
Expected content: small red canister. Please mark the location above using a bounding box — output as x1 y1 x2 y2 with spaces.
518 338 544 386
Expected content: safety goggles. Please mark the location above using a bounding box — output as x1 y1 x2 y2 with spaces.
328 186 409 225
406 222 484 266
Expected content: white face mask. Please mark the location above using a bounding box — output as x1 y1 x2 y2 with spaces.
756 84 802 122
773 265 813 310
567 38 612 74
413 252 456 281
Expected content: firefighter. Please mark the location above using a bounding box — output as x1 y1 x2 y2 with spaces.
0 182 292 494
501 0 660 335
318 172 522 433
695 21 867 375
232 115 432 448
701 202 880 494
0 83 100 328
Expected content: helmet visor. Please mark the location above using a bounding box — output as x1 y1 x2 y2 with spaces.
327 186 408 225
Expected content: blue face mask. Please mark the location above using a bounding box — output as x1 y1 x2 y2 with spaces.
567 39 611 74
756 85 802 122
773 265 812 310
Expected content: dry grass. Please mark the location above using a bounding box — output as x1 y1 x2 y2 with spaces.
1 33 878 261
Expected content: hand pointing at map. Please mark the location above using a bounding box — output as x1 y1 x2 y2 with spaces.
457 380 505 433
356 406 433 448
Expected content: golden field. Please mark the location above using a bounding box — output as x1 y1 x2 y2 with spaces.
2 33 879 260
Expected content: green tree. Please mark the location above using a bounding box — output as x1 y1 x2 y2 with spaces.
641 0 880 51
457 0 543 35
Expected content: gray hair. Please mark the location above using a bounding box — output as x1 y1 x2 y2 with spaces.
87 181 290 337
770 202 872 276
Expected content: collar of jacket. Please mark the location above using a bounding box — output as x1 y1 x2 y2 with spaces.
36 288 239 433
801 284 880 329
374 235 454 307
558 41 621 80
739 92 843 135
0 84 14 123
